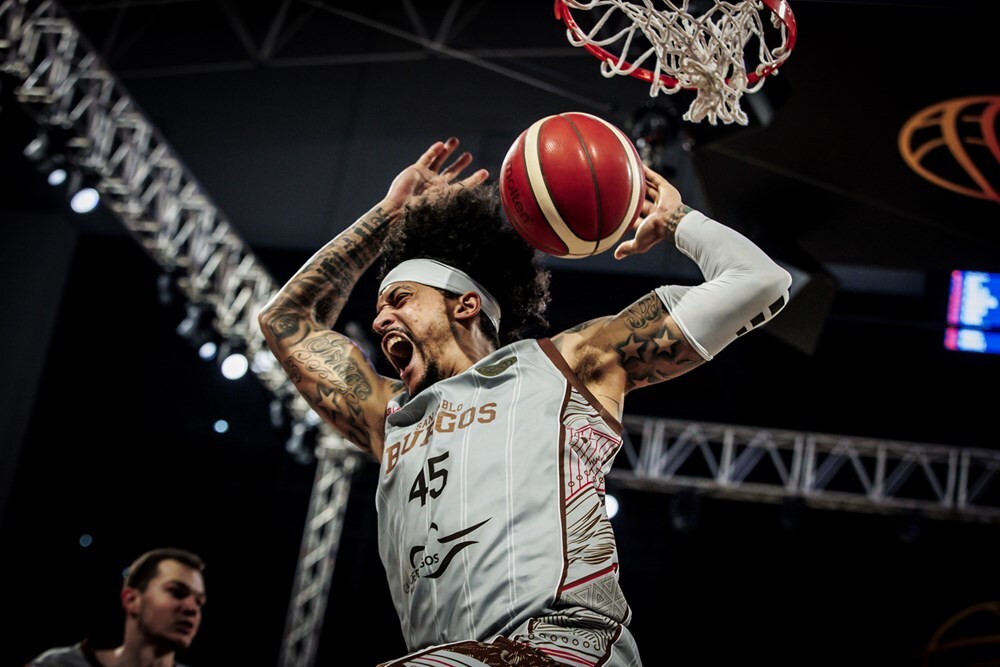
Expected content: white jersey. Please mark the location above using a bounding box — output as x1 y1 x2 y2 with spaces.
377 338 642 666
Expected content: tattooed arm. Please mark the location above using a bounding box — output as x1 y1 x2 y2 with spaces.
552 165 790 419
551 205 705 419
258 138 488 461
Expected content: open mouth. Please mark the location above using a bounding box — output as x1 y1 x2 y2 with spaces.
382 331 414 376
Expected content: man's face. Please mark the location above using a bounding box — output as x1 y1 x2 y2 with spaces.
373 282 453 396
131 559 206 650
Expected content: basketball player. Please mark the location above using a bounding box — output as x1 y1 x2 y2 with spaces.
258 136 791 666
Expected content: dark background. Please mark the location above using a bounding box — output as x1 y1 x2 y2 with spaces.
2 1 999 666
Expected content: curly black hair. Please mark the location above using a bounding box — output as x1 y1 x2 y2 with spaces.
378 183 550 346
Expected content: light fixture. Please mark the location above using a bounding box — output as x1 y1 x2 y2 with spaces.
218 336 249 380
198 341 218 361
67 170 101 214
22 133 49 162
156 266 185 307
47 166 67 186
251 348 276 374
23 131 72 188
176 302 217 351
605 493 620 519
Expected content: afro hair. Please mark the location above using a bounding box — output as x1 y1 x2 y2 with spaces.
378 183 550 346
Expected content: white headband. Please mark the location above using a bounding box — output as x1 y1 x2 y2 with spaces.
379 259 501 332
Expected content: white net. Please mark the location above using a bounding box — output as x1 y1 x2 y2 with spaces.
560 0 795 125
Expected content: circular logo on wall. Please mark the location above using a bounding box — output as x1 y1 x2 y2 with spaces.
898 95 1000 204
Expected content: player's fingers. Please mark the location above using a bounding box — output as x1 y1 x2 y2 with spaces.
418 141 448 167
428 137 460 172
458 168 489 187
441 151 473 180
613 238 635 259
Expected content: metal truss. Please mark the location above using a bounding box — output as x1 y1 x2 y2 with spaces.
0 0 344 437
1 6 362 662
617 416 1000 523
279 441 361 667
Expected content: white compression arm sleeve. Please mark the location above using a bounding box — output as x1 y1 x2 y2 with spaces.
655 210 792 361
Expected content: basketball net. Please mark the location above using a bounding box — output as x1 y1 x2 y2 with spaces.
556 0 796 126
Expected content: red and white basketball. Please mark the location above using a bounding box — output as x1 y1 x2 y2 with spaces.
499 111 645 259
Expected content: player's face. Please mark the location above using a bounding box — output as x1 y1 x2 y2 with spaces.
374 282 454 395
131 559 206 650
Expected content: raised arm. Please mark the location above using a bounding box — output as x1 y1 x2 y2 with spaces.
552 165 792 419
257 138 487 460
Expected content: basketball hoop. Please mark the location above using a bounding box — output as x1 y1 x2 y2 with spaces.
555 0 797 126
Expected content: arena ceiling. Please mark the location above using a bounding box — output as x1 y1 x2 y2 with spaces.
3 0 998 284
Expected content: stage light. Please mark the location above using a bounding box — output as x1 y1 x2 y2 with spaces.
251 348 276 374
22 132 49 162
156 266 185 307
47 167 67 186
23 129 76 189
67 171 101 214
605 493 620 519
221 354 248 380
219 337 249 380
176 302 217 350
70 187 99 213
198 341 218 361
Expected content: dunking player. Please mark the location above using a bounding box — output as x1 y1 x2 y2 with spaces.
258 137 791 666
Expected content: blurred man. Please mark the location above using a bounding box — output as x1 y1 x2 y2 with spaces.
28 547 206 667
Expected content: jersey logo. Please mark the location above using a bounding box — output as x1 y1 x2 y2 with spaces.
475 355 517 377
403 518 492 594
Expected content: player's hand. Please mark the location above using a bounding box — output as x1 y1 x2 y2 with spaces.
384 137 489 212
614 165 684 259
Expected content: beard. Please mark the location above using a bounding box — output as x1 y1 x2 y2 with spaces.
411 358 444 397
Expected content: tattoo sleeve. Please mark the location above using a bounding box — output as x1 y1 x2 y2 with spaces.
261 207 392 333
614 292 697 391
257 205 397 453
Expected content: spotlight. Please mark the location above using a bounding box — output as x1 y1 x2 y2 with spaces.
605 493 620 519
23 128 78 188
46 166 67 186
156 266 185 307
218 337 249 380
67 171 100 214
176 302 217 350
22 132 49 162
251 348 277 374
198 341 218 361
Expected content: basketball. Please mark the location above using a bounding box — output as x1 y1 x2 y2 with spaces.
499 111 645 259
